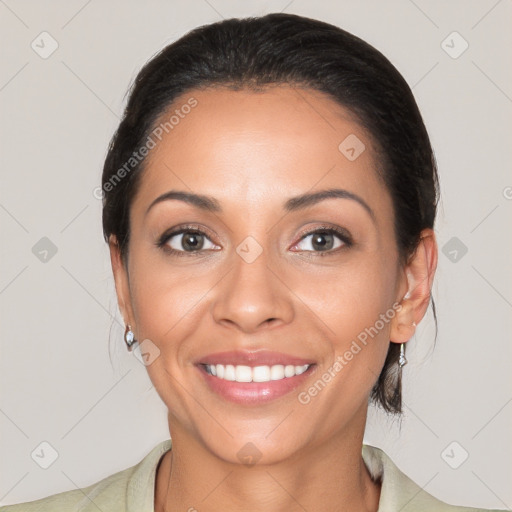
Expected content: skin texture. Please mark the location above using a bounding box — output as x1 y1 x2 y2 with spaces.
109 86 437 512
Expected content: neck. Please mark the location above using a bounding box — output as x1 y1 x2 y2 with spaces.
155 410 381 512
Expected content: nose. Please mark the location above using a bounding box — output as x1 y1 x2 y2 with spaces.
211 242 295 333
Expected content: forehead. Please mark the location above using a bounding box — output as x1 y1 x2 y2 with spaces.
131 85 391 218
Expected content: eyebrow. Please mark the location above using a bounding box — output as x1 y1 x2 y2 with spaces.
145 188 375 221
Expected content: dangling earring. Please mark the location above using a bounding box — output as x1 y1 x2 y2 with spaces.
398 320 416 367
398 343 407 367
124 325 137 351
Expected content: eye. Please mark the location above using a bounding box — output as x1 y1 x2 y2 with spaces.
158 226 219 256
291 227 352 254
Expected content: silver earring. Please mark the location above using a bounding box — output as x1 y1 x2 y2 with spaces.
398 343 407 367
124 325 137 351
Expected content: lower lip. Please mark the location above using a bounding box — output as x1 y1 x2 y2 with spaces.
197 364 315 405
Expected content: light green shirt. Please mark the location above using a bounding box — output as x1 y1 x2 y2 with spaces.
0 440 507 511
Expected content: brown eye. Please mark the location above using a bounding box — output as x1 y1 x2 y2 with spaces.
294 226 353 256
166 230 218 252
294 229 347 253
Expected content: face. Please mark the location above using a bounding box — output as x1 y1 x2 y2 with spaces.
111 86 429 464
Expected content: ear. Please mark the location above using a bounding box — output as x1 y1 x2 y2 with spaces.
109 235 136 330
390 228 438 344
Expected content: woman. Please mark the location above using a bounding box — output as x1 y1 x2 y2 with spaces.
2 12 507 512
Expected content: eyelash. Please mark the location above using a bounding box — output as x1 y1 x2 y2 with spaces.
156 224 353 258
156 224 218 258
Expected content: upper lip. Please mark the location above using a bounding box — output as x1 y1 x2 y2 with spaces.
196 350 314 367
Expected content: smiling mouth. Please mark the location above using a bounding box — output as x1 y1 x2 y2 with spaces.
202 363 311 383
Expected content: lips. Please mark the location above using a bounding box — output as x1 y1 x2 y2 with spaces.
195 350 316 404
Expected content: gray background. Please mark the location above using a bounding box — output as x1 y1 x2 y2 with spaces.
1 0 511 508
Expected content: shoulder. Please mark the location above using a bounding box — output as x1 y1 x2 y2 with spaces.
0 440 172 512
362 444 509 512
0 468 131 512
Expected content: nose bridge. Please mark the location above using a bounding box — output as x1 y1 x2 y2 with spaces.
211 235 294 332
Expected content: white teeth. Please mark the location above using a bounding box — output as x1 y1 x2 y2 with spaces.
204 363 310 382
253 365 270 382
235 365 252 382
295 365 308 375
224 364 236 381
284 365 295 377
270 365 285 380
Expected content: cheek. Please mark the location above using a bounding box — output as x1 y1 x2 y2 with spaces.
291 256 398 416
126 253 218 405
295 255 398 339
127 250 219 346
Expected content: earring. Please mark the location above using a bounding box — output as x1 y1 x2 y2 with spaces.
124 325 137 351
398 343 407 367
